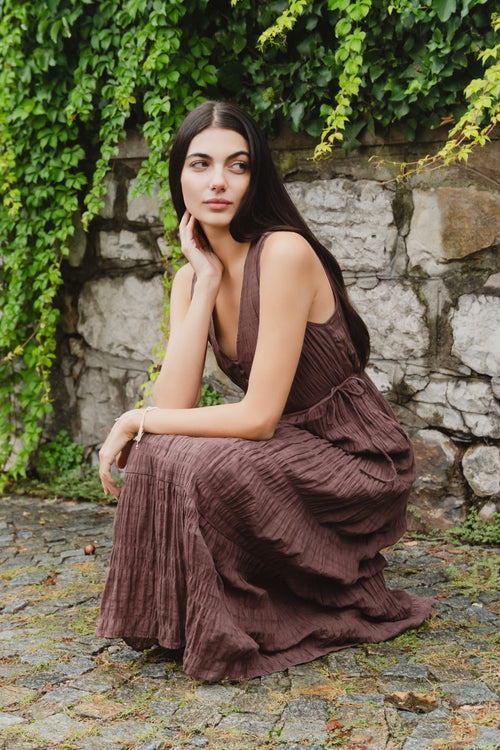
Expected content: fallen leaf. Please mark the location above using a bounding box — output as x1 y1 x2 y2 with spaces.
327 718 351 741
18 545 27 552
385 691 439 713
327 719 343 731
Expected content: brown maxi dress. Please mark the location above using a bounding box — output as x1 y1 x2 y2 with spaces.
97 232 435 682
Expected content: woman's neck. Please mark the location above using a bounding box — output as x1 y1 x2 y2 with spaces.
202 224 250 273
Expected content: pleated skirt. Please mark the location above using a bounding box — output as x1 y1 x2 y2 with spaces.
97 423 434 681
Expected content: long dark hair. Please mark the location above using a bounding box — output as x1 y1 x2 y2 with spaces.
169 101 370 370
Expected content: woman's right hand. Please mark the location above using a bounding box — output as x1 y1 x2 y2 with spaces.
179 211 223 285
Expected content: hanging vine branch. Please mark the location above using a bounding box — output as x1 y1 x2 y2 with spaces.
314 0 372 156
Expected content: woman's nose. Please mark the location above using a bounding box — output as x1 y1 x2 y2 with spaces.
209 167 226 191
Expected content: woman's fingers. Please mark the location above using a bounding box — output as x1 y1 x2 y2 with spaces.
180 210 193 228
179 211 194 240
102 476 121 500
116 439 133 469
99 410 140 498
99 457 121 500
179 214 223 281
99 424 133 498
179 214 198 259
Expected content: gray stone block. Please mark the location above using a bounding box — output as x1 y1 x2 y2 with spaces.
24 712 87 743
441 681 498 705
382 663 428 679
282 697 329 720
403 720 452 750
217 712 276 736
462 445 500 498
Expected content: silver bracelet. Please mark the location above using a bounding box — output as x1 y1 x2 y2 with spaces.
133 406 158 447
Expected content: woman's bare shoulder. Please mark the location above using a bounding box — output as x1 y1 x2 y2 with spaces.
172 261 195 290
174 261 195 282
261 230 316 271
170 263 196 308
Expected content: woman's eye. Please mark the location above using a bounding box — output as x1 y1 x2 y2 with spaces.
231 161 249 172
191 160 208 169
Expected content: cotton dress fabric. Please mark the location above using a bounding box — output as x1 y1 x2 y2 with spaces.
97 233 434 681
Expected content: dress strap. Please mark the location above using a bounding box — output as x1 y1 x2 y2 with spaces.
245 231 272 318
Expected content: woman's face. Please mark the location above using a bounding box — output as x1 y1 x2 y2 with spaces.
180 127 251 230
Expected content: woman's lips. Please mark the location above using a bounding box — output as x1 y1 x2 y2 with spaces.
203 199 231 210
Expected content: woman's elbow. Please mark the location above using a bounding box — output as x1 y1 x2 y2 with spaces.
255 424 276 440
239 397 279 440
244 413 277 441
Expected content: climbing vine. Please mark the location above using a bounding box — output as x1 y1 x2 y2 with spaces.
371 10 500 178
255 0 499 157
0 0 497 480
0 0 216 479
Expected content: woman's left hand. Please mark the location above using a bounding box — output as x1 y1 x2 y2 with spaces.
99 410 141 499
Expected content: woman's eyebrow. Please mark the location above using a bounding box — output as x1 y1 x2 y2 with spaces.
185 150 250 161
185 152 210 160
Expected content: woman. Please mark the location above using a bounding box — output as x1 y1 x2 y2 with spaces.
97 101 434 682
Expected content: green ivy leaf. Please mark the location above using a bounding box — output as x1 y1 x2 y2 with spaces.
435 0 458 23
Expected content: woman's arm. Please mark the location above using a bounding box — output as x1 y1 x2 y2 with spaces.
152 265 217 409
100 232 318 497
153 212 223 408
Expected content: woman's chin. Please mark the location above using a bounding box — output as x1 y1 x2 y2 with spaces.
198 217 233 234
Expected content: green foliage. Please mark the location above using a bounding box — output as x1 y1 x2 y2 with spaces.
316 0 372 153
10 428 105 503
198 383 226 407
371 10 500 177
447 507 500 546
254 0 309 47
1 0 497 479
13 465 106 504
36 429 84 479
0 0 216 477
446 550 500 597
244 0 497 149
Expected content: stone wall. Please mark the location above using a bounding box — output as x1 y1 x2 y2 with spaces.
55 132 500 531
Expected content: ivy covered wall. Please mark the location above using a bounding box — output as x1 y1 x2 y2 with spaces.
55 129 500 531
1 0 499 479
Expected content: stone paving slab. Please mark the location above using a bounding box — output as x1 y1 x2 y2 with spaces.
0 493 499 750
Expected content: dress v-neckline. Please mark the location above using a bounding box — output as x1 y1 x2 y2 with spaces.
210 238 257 363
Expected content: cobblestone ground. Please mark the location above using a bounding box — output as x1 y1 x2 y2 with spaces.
0 494 499 750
